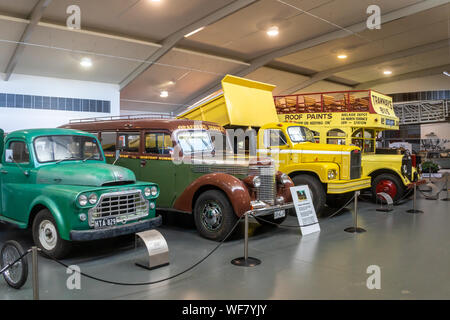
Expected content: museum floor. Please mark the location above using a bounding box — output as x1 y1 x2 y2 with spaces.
1 192 449 300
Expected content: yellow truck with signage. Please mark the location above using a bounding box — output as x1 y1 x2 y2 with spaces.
275 90 419 202
178 75 371 214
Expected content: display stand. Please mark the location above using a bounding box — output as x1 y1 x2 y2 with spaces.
376 192 394 212
345 191 366 233
406 182 423 214
231 213 261 267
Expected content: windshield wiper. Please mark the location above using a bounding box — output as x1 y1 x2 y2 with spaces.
83 154 96 162
55 156 79 164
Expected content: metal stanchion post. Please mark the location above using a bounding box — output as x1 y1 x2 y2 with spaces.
407 182 423 214
231 212 261 267
32 246 39 300
345 191 366 233
442 173 450 202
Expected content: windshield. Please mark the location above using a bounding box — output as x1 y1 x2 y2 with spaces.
34 135 103 163
176 130 214 154
287 126 314 143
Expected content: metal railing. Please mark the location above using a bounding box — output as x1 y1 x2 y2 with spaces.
69 113 174 124
394 100 449 125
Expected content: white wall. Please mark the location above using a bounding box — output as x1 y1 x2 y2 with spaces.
371 74 450 94
421 122 450 149
0 73 120 133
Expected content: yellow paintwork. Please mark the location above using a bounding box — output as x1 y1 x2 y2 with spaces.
179 75 371 195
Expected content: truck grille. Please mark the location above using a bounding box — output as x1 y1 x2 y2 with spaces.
88 190 149 226
350 150 362 180
249 165 276 205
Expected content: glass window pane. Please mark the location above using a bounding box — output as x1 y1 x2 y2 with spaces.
100 132 117 152
7 141 29 163
118 132 140 153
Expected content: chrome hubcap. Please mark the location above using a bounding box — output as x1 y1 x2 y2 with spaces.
2 246 23 284
38 220 57 251
201 201 223 231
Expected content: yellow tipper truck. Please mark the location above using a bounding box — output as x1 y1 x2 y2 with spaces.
178 75 371 214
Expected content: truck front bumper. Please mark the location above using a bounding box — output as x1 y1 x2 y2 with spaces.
327 176 372 194
70 215 162 242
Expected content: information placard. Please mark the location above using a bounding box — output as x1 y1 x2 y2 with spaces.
290 185 320 235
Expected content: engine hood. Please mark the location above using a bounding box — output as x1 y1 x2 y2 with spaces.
36 162 136 187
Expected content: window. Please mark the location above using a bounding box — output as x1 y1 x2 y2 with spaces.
6 141 29 164
287 126 314 143
264 129 288 147
100 132 117 152
145 132 173 155
34 135 103 163
176 130 214 154
352 129 376 153
117 132 140 153
327 129 346 145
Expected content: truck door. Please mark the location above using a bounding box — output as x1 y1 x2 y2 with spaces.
0 139 32 222
140 131 175 208
261 128 289 157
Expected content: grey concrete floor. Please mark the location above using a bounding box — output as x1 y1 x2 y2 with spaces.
0 192 449 300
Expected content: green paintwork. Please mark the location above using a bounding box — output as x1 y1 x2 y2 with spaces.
0 128 159 241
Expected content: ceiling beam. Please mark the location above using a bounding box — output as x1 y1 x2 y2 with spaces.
354 64 450 89
282 39 450 94
3 0 53 81
119 0 258 90
181 0 449 110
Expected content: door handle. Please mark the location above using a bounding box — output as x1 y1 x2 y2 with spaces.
0 170 8 175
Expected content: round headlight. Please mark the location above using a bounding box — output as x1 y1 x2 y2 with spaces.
78 194 88 206
276 196 285 205
280 173 290 185
149 202 156 210
89 193 98 205
144 187 151 197
79 213 87 222
150 186 158 196
253 176 261 188
328 169 337 180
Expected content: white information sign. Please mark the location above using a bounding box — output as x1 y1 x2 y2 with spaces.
290 185 320 235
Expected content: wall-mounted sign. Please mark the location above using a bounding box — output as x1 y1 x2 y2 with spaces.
290 185 320 235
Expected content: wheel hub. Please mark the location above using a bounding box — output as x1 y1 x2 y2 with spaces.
39 220 57 251
202 201 223 231
376 179 397 199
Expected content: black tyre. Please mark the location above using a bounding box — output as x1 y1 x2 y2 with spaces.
292 174 326 216
194 190 238 241
1 240 28 289
255 213 287 226
371 173 405 203
32 209 72 259
326 192 354 209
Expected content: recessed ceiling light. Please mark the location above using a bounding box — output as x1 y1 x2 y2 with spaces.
443 71 450 77
266 26 279 37
80 57 92 68
160 91 169 98
150 0 161 2
383 70 392 75
337 54 347 59
185 26 205 38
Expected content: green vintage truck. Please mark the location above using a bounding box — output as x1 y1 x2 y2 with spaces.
0 128 161 258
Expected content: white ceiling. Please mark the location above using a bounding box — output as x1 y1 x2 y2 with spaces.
0 0 448 114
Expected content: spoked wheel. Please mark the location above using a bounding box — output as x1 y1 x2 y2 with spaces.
1 240 28 289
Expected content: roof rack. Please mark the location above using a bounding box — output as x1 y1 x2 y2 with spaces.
69 113 175 124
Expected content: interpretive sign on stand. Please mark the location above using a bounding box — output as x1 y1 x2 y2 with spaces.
290 185 320 235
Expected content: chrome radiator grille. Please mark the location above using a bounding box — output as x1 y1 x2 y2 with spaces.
250 165 276 205
350 150 362 180
88 190 149 226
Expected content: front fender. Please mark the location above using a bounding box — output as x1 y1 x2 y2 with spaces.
283 162 340 183
173 173 251 217
29 196 71 240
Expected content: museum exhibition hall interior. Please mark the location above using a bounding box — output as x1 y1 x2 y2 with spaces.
0 0 449 305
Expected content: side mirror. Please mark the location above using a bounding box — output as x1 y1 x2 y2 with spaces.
113 149 120 165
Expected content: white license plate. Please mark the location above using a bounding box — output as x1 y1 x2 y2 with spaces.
274 210 286 220
94 217 117 229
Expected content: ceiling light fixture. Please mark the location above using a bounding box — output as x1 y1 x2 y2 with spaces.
184 26 205 38
337 54 347 59
443 71 450 77
160 91 169 98
80 57 92 68
266 26 279 37
383 70 392 75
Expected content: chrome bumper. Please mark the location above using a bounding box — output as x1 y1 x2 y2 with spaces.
245 202 294 217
